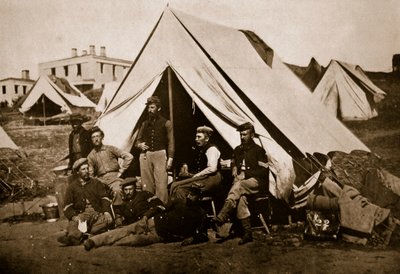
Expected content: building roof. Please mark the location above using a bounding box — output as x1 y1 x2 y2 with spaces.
39 54 132 66
0 77 35 83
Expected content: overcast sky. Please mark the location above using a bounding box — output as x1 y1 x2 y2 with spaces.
0 0 399 80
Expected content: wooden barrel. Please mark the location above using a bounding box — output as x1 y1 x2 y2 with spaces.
54 174 74 218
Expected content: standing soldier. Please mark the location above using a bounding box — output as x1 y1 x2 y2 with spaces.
135 96 174 204
68 114 92 170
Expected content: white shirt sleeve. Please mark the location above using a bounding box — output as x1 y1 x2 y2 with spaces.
194 146 221 177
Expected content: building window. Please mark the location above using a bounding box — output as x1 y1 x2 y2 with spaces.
100 63 104 74
2 86 6 94
51 67 56 75
15 85 18 94
64 66 69 76
23 85 27 94
77 64 82 76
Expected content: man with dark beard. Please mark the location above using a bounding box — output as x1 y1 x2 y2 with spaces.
135 96 175 204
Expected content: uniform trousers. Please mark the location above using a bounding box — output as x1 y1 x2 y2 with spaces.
139 150 168 204
98 171 123 205
226 177 259 220
170 172 222 200
90 218 161 247
67 207 110 240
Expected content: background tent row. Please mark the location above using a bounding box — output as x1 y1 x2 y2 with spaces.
96 8 369 201
312 60 386 121
18 75 96 119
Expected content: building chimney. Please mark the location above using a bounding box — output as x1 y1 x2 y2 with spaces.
82 50 88 56
89 45 96 55
100 46 106 57
71 48 77 57
21 70 30 80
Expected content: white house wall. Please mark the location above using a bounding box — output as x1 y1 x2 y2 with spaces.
0 79 34 106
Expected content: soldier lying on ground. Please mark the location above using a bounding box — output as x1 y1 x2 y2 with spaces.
83 186 208 250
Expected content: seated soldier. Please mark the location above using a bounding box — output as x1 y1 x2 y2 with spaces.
57 158 113 246
83 187 208 250
87 126 133 205
212 122 269 245
113 177 164 227
170 126 222 200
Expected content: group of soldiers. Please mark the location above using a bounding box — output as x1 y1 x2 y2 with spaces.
58 95 269 250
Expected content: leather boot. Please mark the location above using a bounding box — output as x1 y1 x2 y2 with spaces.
238 217 253 245
213 199 236 225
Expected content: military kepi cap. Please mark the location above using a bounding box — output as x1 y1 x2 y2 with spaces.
72 158 88 172
146 96 161 106
237 122 254 132
196 125 213 137
121 177 138 189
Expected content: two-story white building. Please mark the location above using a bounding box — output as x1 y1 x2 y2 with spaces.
0 70 35 107
38 45 132 92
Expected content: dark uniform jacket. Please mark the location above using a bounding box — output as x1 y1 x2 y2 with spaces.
232 139 269 191
153 199 207 242
63 177 111 220
115 191 163 225
68 126 92 168
136 115 175 158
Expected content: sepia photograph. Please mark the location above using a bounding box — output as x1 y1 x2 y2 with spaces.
0 0 399 273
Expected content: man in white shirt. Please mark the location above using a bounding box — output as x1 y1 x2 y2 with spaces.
170 126 222 201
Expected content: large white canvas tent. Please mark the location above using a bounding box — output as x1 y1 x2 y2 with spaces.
96 8 369 201
95 81 121 112
313 60 386 121
19 75 96 117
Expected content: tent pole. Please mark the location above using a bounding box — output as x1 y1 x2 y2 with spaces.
42 95 46 126
167 66 175 179
167 67 174 129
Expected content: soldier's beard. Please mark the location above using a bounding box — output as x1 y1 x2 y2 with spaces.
148 112 159 119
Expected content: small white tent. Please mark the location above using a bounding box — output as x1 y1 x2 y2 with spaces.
0 126 18 151
313 60 386 121
95 81 121 112
96 8 369 201
19 75 96 117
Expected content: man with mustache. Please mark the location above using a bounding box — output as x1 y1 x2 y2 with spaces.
213 122 269 245
170 126 222 201
57 158 113 246
87 126 133 205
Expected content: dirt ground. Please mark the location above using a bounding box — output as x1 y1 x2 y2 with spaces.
0 219 399 274
1 72 400 273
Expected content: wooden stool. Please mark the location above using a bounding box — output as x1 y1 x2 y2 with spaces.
200 196 217 219
248 194 272 234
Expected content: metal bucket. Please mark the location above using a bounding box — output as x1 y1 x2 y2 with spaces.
41 203 60 222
